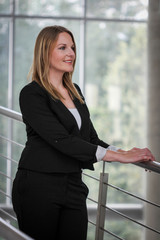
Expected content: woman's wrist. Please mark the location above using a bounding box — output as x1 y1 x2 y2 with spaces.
102 150 121 162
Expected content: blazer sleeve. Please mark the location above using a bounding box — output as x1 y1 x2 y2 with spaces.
89 120 109 148
74 83 110 149
20 84 97 162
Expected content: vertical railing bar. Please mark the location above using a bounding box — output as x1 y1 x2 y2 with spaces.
95 171 109 240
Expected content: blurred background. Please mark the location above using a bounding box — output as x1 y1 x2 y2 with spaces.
0 0 160 240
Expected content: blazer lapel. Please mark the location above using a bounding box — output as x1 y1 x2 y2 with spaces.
48 96 81 135
73 98 89 135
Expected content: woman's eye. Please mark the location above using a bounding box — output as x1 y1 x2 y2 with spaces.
59 46 65 50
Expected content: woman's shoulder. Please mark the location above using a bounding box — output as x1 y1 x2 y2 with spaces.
19 81 49 105
20 81 46 96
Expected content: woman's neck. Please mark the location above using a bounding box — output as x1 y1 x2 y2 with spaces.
48 70 75 108
49 69 64 89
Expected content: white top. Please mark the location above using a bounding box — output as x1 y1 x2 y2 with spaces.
68 108 119 161
69 108 82 129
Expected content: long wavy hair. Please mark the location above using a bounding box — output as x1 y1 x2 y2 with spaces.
28 25 84 103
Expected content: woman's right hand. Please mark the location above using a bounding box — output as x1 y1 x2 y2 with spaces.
102 147 155 164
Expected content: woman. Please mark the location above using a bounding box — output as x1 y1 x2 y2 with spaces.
12 25 155 240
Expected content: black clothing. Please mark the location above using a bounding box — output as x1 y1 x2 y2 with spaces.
12 81 109 239
18 81 109 173
12 170 88 240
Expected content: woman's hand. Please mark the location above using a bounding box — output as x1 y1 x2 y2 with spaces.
102 147 155 163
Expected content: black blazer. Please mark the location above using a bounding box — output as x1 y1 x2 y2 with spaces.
18 81 109 173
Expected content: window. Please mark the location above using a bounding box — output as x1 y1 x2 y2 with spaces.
0 1 148 239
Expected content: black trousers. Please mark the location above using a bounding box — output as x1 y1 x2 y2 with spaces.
12 169 89 240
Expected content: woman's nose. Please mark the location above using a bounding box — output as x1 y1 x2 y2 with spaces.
67 48 75 57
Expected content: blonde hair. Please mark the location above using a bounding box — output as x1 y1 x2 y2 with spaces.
28 25 84 103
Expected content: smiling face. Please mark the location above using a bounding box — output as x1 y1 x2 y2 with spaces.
49 32 76 77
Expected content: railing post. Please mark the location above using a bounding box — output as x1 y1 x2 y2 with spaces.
95 172 109 240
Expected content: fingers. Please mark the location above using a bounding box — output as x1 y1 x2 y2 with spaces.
116 147 155 164
128 147 155 162
120 149 155 164
141 148 155 161
133 155 151 163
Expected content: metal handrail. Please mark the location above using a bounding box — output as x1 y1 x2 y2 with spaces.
0 134 25 147
0 106 22 122
0 153 18 165
0 105 160 174
0 207 17 221
105 205 160 235
0 217 33 240
1 105 160 239
134 161 160 174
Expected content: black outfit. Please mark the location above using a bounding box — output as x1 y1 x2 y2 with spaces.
12 81 109 240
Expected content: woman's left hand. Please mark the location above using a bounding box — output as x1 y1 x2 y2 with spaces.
117 147 155 163
103 147 155 163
